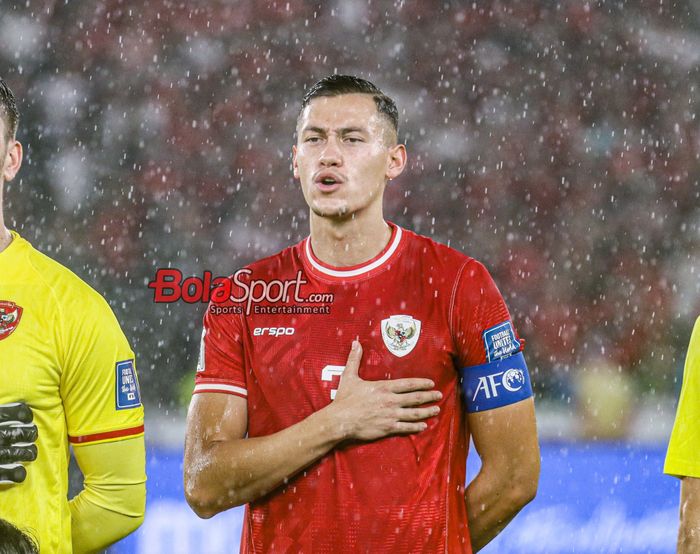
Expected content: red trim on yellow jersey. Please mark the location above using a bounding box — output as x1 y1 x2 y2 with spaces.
69 424 144 445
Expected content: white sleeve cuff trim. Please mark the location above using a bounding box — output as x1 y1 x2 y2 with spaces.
193 383 247 396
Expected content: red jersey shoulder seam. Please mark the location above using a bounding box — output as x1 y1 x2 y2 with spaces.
448 259 472 352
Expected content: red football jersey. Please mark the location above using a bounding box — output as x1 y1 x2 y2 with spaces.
194 223 521 553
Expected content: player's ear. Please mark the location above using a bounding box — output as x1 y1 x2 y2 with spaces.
385 143 406 182
292 145 300 180
2 140 22 182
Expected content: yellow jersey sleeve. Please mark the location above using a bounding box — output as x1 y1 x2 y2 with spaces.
58 279 144 445
665 316 700 478
69 437 146 552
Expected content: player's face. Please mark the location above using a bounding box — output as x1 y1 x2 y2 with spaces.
293 94 405 219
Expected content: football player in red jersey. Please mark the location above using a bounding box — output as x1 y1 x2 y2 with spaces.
184 75 540 553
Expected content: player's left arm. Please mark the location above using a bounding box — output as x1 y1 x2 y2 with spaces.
59 286 146 553
451 260 540 551
666 317 700 553
678 476 700 553
69 436 146 554
466 397 540 551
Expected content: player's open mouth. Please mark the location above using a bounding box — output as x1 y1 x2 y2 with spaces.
314 171 344 193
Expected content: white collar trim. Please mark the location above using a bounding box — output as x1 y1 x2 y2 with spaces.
305 226 403 278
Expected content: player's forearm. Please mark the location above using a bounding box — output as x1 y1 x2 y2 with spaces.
678 477 700 553
185 407 345 518
69 482 146 554
69 438 146 553
465 466 537 551
678 522 700 553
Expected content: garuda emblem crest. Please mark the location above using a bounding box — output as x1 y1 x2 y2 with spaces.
381 314 421 358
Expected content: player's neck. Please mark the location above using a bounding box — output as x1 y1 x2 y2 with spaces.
0 225 11 253
0 192 11 253
309 210 392 268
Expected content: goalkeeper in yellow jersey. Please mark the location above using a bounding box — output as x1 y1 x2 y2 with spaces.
0 78 146 552
665 316 700 553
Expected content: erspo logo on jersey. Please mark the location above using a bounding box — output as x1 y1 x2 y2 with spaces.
253 327 295 336
0 301 22 341
148 268 334 316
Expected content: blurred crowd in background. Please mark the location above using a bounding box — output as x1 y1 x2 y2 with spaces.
1 1 698 434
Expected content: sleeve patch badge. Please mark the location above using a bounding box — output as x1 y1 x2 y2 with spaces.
483 321 521 362
116 360 142 410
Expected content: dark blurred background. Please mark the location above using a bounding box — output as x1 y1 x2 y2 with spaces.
2 0 698 438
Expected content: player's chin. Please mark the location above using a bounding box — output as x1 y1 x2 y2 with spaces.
310 199 353 219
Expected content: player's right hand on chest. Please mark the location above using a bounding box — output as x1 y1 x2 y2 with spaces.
0 402 38 485
330 340 442 441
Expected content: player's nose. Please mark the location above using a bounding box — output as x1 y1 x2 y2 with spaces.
319 137 342 166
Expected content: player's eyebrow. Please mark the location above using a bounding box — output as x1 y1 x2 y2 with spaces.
338 126 367 134
301 125 369 135
301 126 327 135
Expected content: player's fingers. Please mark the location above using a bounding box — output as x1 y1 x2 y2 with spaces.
341 340 363 379
0 402 33 424
389 421 429 435
396 391 443 408
0 423 38 446
0 445 38 464
397 406 440 422
385 378 436 394
0 463 27 484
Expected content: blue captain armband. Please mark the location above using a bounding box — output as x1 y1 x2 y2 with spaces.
461 351 533 413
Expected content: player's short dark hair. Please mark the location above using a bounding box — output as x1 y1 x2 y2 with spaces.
0 518 39 554
300 75 399 136
0 78 19 142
